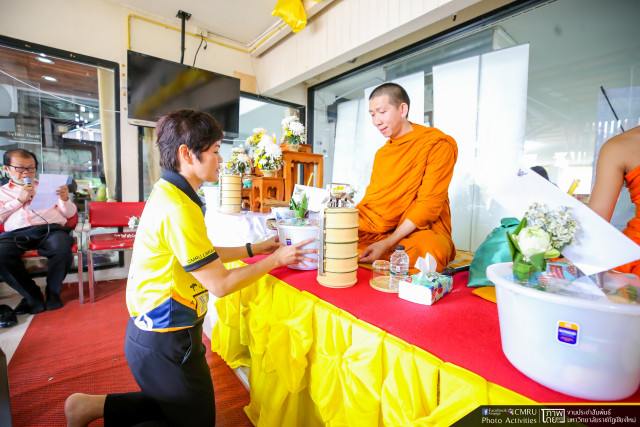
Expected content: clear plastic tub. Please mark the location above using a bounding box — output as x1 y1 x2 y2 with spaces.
487 262 640 400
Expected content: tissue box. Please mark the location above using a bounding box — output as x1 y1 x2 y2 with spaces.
399 273 453 305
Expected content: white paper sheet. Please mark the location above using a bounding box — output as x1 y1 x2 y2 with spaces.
29 174 69 210
292 184 330 212
490 169 640 276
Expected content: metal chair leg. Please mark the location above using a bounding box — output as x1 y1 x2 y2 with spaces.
88 251 95 303
77 251 84 304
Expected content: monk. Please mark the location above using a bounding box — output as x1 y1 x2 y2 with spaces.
358 83 458 272
589 125 640 275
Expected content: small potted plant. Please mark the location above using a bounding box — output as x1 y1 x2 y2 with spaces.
281 116 306 151
253 134 284 177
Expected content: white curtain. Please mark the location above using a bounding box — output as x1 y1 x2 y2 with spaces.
434 44 530 251
97 68 117 201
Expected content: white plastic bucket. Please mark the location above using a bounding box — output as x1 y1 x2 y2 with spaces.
276 222 318 270
486 262 640 400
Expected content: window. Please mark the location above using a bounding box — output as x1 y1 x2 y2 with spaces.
0 38 121 274
138 93 304 200
309 0 640 250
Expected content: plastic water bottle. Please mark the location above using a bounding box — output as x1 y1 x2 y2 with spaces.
389 245 410 291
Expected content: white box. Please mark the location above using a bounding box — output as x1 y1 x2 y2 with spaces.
487 262 640 401
398 274 452 305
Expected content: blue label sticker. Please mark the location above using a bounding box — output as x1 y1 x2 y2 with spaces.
557 321 579 345
286 237 292 246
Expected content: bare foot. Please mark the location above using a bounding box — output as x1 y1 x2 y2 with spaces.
65 393 106 427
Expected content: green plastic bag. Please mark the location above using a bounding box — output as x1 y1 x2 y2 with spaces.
467 217 520 287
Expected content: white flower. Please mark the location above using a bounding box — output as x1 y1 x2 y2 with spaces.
288 121 305 135
253 127 267 134
257 133 275 149
263 141 282 158
232 146 246 154
281 116 296 127
515 226 552 258
128 216 139 229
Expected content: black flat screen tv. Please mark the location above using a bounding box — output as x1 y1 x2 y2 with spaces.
127 50 240 137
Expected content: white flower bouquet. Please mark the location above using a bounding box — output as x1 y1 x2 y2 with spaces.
507 203 579 284
245 128 267 149
226 146 253 175
253 134 284 171
281 116 306 146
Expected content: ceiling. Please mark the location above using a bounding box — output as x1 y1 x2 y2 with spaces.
110 0 284 46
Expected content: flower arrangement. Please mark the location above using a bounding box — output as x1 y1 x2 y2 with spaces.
507 203 579 284
281 116 306 146
225 146 253 175
245 128 267 150
289 188 308 218
253 134 284 171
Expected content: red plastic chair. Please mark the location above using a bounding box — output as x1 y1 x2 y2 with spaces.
86 202 145 303
0 212 83 303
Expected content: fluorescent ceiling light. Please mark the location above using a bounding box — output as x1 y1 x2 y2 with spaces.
35 56 55 64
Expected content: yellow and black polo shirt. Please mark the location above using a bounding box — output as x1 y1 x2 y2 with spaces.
126 170 218 332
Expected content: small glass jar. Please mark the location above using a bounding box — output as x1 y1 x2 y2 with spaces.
371 260 391 287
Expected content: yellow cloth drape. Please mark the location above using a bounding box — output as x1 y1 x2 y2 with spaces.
97 68 117 201
211 262 534 426
272 0 307 33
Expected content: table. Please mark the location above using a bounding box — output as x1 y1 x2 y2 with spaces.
281 151 323 202
210 259 640 426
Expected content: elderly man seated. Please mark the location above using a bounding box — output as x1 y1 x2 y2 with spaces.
0 149 76 315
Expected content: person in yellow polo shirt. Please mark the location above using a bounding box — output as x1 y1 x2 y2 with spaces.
64 109 315 426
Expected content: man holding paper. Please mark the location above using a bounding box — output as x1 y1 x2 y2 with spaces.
0 149 76 314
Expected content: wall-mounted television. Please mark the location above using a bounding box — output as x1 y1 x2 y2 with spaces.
127 50 240 137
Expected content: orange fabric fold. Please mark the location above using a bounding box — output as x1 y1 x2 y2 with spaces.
617 165 640 275
357 123 458 271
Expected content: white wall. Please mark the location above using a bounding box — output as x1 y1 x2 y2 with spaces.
256 0 482 95
0 0 254 201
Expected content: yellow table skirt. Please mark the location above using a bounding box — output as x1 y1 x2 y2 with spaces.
211 262 533 426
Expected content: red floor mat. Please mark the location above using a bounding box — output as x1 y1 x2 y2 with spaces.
7 280 251 426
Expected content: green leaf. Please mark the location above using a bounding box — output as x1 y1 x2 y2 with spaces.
544 248 560 258
529 253 547 272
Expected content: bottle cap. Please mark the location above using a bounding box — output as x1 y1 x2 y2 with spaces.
395 245 405 251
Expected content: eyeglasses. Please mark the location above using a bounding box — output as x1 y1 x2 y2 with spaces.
6 165 37 173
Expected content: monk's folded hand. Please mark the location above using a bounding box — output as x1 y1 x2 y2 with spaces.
359 239 394 263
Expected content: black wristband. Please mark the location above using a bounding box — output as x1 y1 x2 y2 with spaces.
246 242 254 258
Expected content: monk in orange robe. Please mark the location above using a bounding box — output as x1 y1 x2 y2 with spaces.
589 125 640 275
358 83 458 272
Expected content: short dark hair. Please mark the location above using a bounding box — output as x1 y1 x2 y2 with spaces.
3 149 38 170
156 109 223 172
369 83 411 114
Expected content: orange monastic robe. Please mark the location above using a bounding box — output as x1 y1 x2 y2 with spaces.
357 123 458 272
617 165 640 275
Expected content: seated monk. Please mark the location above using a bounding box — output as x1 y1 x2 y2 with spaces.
589 125 640 275
358 83 458 272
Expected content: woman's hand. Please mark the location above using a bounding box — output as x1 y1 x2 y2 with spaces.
272 238 317 268
252 235 281 255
